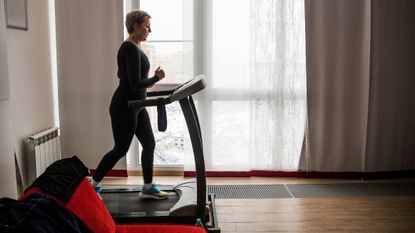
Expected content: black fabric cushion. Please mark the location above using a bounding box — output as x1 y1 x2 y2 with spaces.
26 156 89 203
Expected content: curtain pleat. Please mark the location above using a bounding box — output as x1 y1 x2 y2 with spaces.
303 0 371 171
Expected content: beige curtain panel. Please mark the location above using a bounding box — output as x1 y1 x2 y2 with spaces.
303 0 415 172
55 0 124 169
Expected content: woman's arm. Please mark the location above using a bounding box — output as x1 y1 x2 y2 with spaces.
124 44 159 91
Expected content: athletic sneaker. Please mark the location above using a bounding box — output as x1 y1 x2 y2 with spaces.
139 184 168 200
94 183 103 194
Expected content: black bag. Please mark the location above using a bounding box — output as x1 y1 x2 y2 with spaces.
0 193 89 233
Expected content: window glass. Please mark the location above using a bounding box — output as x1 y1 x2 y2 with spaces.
212 101 250 169
212 0 250 89
126 0 189 168
141 0 183 41
142 42 185 83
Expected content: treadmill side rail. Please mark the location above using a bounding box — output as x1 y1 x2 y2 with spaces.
170 181 210 217
205 193 221 233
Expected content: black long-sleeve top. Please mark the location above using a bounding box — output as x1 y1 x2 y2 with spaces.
113 41 159 102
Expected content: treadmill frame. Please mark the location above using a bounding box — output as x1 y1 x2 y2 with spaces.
102 76 220 232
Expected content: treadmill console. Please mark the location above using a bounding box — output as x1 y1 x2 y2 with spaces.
170 75 206 101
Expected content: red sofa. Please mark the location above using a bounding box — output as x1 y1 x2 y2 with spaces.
10 156 207 233
20 179 206 233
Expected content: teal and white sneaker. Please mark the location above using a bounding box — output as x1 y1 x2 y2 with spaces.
139 184 168 200
94 183 103 194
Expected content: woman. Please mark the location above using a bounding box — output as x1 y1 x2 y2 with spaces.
91 10 168 199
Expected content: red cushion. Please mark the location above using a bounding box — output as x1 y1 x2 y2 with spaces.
116 224 207 233
65 178 116 233
22 179 116 233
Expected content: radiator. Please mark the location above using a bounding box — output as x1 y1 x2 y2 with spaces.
25 127 62 185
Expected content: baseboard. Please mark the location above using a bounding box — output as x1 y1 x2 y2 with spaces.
184 170 415 179
90 169 415 179
89 169 182 177
128 168 183 176
88 169 128 177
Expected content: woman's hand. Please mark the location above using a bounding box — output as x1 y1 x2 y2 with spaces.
155 66 165 80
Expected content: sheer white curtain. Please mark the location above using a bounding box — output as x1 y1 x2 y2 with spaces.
189 0 306 172
249 0 306 171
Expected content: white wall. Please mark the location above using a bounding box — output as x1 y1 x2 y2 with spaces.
6 0 55 187
0 0 9 101
0 0 17 198
0 102 16 198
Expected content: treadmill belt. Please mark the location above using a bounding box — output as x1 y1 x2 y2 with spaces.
101 191 179 213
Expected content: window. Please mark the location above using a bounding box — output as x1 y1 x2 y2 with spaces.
125 0 192 168
125 0 306 172
209 0 251 170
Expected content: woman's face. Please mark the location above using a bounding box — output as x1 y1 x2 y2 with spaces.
135 17 151 41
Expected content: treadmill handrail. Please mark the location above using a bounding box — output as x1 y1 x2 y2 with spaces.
147 89 175 97
127 75 206 109
127 95 171 108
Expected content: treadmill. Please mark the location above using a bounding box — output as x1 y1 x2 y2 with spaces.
101 75 220 233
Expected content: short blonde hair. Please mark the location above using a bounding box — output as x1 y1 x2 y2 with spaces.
125 10 151 34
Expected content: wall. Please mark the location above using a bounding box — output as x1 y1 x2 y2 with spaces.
6 0 55 186
0 0 17 198
0 0 9 100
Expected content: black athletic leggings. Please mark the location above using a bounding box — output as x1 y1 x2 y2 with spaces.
93 102 155 184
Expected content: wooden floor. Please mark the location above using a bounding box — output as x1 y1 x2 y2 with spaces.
102 176 415 233
216 197 415 233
